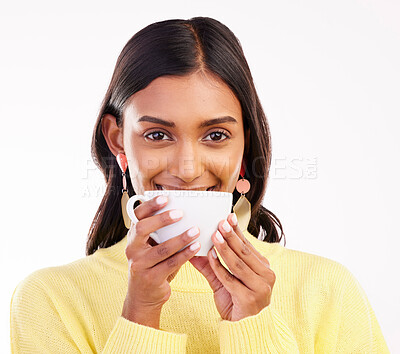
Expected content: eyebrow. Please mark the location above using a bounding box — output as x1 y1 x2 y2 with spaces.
137 115 238 128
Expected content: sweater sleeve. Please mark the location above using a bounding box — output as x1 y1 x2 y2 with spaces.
101 317 187 353
218 305 300 354
328 269 390 353
10 273 187 353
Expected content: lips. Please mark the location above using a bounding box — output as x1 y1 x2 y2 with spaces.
155 183 218 191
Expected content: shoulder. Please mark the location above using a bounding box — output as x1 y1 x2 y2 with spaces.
10 253 115 352
11 254 101 311
282 246 357 281
280 245 363 300
11 239 129 313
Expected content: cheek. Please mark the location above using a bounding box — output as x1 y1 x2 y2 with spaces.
124 145 165 191
138 154 164 173
125 136 164 174
208 154 241 185
134 153 168 182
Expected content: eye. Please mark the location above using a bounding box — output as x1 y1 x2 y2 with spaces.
144 131 171 141
204 129 231 142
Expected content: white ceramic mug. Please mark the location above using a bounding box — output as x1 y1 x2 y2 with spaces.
126 190 233 256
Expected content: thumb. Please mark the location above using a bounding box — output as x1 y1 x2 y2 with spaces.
167 269 179 283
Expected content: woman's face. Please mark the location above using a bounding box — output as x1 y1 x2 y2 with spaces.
103 71 247 194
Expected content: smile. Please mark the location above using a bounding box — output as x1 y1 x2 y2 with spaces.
155 183 219 191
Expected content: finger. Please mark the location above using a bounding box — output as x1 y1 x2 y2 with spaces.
227 213 271 269
206 245 248 295
218 217 271 277
210 230 260 290
151 238 202 282
143 226 200 267
129 208 184 246
130 195 169 223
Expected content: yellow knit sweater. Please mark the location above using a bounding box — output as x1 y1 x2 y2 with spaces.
10 230 389 353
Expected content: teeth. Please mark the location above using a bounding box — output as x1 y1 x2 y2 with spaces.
156 184 217 191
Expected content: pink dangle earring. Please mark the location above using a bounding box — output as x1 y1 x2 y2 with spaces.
233 159 251 233
116 153 131 229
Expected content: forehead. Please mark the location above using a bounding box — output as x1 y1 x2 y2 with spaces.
124 72 243 127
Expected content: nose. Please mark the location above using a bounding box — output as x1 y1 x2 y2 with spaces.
167 140 205 183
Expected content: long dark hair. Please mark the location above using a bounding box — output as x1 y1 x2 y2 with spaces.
87 16 286 256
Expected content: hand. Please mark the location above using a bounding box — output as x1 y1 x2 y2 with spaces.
190 213 275 321
122 195 201 329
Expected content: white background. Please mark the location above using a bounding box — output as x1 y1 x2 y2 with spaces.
1 0 399 352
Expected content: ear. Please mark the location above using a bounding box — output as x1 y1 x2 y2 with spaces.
101 114 124 157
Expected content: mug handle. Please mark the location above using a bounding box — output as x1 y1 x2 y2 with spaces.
126 195 161 244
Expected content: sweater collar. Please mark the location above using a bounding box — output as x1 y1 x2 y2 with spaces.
94 229 284 291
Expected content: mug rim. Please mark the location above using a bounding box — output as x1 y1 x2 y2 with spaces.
142 189 233 196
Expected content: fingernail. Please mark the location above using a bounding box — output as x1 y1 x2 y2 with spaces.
156 196 168 205
169 209 183 219
187 226 199 237
222 220 231 232
231 213 238 226
190 241 200 251
215 230 224 243
211 248 217 259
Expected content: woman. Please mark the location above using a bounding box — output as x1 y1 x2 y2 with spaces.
10 17 389 353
